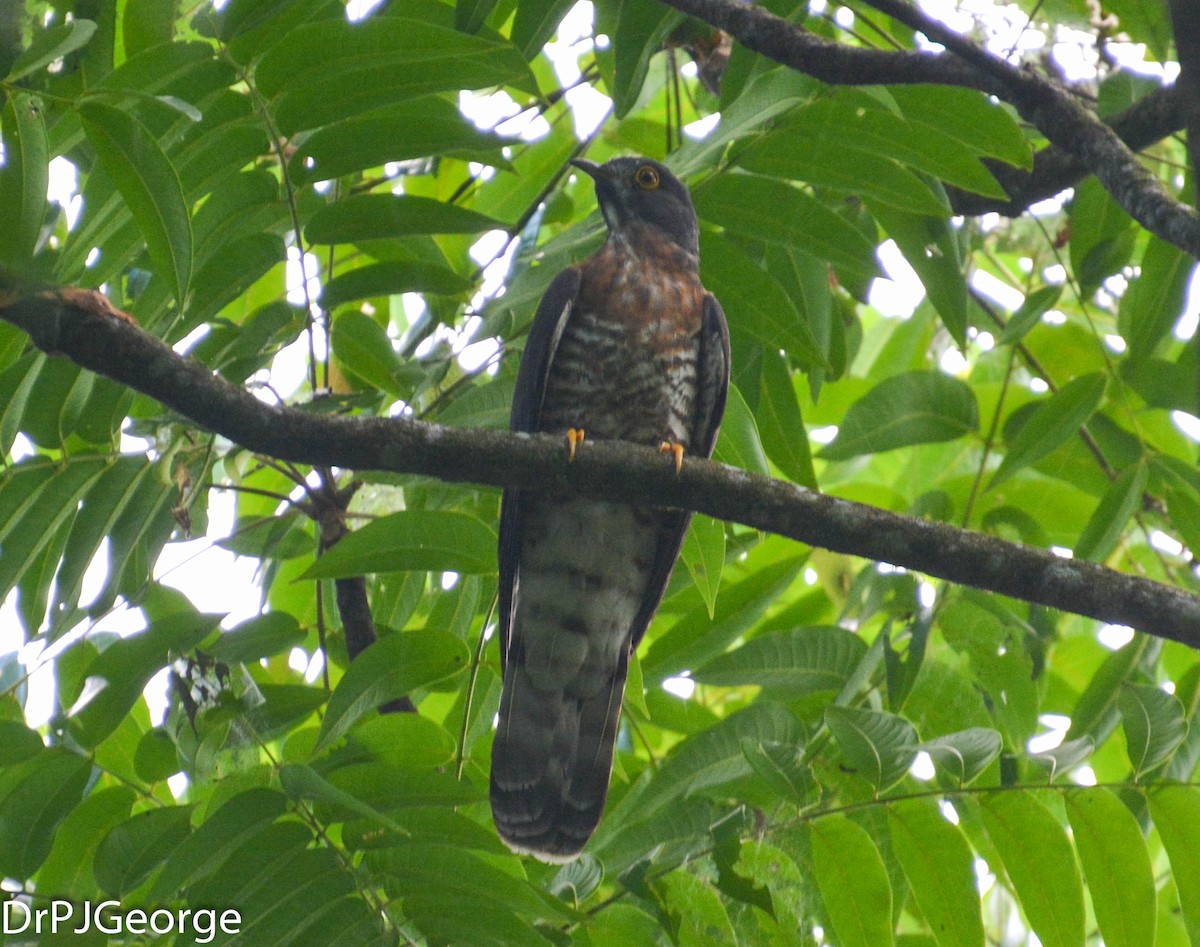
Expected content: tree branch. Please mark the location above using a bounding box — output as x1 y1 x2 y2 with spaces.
4 289 1200 647
656 0 1200 257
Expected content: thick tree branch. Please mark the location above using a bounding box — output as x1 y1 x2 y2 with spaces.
657 0 1200 257
4 290 1200 648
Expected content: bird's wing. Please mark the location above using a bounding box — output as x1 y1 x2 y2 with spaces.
497 267 581 673
627 292 731 650
691 293 732 458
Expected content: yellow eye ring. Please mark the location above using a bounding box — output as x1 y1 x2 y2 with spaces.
634 165 660 190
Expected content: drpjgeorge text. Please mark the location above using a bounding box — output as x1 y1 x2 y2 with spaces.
3 899 241 943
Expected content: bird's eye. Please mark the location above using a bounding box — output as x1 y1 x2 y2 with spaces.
634 165 660 190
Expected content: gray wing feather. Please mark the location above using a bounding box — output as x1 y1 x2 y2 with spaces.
497 268 580 673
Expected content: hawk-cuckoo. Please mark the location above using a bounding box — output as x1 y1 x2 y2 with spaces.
490 156 730 861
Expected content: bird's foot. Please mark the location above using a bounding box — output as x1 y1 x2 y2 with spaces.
567 428 586 462
659 441 685 475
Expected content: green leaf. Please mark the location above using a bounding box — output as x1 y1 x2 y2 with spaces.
279 764 415 838
1074 462 1148 562
1148 786 1200 946
1027 735 1094 782
657 870 738 945
1118 236 1195 361
680 513 725 618
1069 177 1135 295
324 762 483 811
698 231 827 369
694 626 867 695
6 20 98 81
36 785 136 899
306 194 504 244
919 727 1002 787
608 0 682 117
341 805 501 854
0 749 91 879
1103 0 1171 60
810 815 894 947
643 556 804 682
736 840 809 934
456 0 499 33
1119 683 1187 777
225 848 358 945
0 354 44 457
869 205 968 345
0 720 46 766
711 382 771 476
94 804 195 896
821 371 978 460
0 92 49 265
257 17 534 134
20 358 94 448
624 649 650 721
549 854 603 904
301 510 496 579
330 311 406 398
292 97 511 183
134 728 179 783
366 842 570 922
784 93 1007 198
67 611 222 749
740 739 815 805
757 348 818 487
696 174 882 285
1065 788 1156 947
185 232 285 326
990 372 1107 488
122 0 176 58
315 630 469 751
825 705 919 791
320 261 475 309
889 85 1032 169
79 102 192 305
208 612 306 664
435 377 514 429
637 703 802 815
511 0 578 57
149 788 287 901
351 714 457 770
997 284 1063 345
979 791 1085 947
666 70 816 181
0 456 108 609
888 799 984 947
1066 634 1153 744
49 456 155 624
742 128 950 215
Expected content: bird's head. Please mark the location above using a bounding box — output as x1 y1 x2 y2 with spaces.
570 156 699 261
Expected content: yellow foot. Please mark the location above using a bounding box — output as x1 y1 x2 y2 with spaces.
659 441 685 475
567 428 586 462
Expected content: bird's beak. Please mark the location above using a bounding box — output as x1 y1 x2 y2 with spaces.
569 158 603 180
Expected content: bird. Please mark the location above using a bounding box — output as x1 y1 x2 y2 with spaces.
490 156 730 862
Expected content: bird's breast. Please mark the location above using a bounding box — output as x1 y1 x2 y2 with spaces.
539 247 707 447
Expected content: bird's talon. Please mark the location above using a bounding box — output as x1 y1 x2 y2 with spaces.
659 441 685 475
568 428 586 462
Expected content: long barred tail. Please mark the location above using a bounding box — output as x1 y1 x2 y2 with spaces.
489 653 628 862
